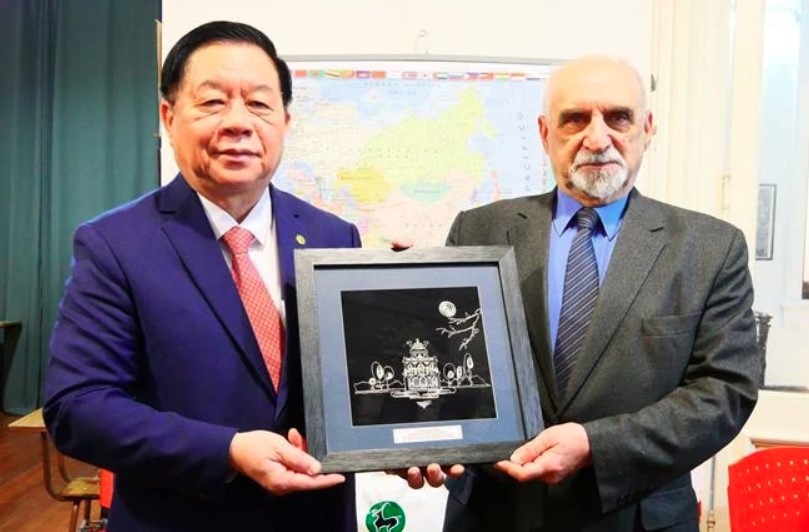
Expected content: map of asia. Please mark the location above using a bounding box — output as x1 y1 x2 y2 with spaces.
273 61 554 248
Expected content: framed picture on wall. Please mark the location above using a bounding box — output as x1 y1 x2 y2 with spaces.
294 246 543 473
756 184 777 260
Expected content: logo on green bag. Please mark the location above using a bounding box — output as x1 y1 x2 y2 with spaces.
365 500 406 532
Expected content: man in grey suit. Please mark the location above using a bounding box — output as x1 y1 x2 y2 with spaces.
431 56 760 531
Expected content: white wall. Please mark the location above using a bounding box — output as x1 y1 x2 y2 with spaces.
161 0 652 63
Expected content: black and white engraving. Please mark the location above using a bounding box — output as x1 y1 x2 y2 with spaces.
341 287 496 426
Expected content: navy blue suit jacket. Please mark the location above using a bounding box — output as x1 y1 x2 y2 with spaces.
44 176 361 531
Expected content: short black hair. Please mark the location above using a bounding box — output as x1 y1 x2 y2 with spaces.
159 20 292 108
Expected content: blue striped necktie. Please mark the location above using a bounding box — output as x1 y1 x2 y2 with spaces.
554 208 600 397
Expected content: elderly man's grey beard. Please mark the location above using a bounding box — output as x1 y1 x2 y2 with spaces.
568 148 629 200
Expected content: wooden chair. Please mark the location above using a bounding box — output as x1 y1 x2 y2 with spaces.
727 446 809 531
8 408 102 532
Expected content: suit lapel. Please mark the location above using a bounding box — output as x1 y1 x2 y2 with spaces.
561 190 667 409
270 186 308 420
271 186 300 292
158 177 277 400
507 194 560 413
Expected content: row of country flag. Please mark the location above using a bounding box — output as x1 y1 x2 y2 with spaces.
292 69 543 81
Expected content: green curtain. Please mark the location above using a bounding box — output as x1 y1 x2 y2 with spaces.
0 0 160 414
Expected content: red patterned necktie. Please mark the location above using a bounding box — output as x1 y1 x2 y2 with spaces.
222 226 284 390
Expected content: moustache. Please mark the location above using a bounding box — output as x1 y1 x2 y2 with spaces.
571 149 626 172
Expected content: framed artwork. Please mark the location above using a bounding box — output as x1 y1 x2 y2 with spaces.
294 246 543 472
756 184 776 260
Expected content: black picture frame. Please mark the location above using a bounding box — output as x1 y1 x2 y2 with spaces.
294 246 543 473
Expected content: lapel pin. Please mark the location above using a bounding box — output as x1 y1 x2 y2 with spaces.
295 234 306 245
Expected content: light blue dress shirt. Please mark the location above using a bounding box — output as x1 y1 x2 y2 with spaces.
548 189 629 351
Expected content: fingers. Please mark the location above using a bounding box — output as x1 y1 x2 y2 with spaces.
287 428 308 452
390 238 414 251
263 462 345 495
278 472 346 494
496 434 554 482
229 431 344 495
386 467 428 489
260 437 345 494
397 463 464 489
510 436 550 466
424 463 446 488
392 466 440 489
496 424 591 485
426 463 464 487
495 459 549 483
274 439 323 476
446 463 465 478
495 459 524 480
406 466 425 489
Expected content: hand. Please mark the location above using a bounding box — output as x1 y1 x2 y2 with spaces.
229 430 344 495
390 238 414 252
494 423 591 484
389 463 465 489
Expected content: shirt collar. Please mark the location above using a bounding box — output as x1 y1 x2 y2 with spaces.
198 188 273 246
552 188 629 241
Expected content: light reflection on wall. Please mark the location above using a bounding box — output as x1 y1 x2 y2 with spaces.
756 0 808 302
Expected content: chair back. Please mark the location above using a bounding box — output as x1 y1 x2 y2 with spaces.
99 468 114 509
727 446 809 531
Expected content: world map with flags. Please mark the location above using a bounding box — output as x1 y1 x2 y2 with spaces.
274 60 554 248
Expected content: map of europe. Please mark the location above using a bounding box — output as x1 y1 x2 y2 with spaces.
273 62 554 248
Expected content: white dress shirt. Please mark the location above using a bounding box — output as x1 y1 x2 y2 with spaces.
198 189 285 323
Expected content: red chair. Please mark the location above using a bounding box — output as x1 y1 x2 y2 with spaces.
98 469 114 531
727 446 809 531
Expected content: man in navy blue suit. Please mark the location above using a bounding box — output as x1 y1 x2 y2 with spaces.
44 21 360 531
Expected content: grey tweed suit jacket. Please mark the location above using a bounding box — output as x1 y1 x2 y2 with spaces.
443 188 759 532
